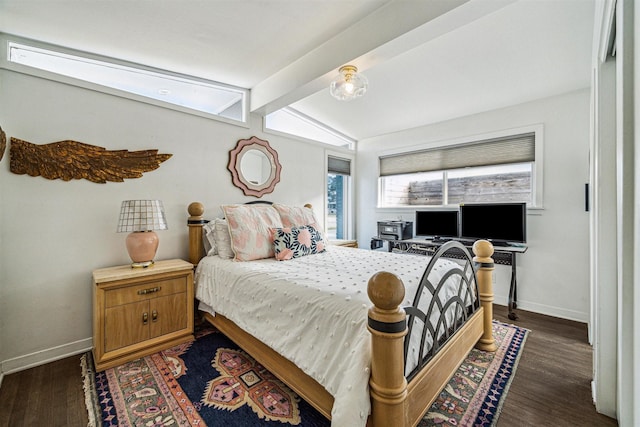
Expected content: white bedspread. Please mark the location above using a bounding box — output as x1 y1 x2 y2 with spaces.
194 245 470 427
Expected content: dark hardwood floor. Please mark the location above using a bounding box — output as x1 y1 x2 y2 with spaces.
0 305 618 427
0 355 88 427
493 305 617 427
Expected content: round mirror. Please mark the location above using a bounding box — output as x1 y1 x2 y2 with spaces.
228 136 282 197
240 149 270 185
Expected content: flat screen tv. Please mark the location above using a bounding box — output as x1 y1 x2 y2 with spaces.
459 203 527 245
415 210 459 240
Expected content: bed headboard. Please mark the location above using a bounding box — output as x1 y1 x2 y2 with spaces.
187 202 207 265
186 201 314 266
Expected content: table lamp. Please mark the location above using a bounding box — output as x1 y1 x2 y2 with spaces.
117 200 168 268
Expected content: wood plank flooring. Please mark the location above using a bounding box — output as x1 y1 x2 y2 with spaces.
0 355 88 427
0 305 618 427
492 305 618 427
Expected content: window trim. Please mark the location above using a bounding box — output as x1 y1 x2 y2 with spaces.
0 33 250 127
377 124 544 209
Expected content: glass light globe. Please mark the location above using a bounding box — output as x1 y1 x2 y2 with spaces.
330 65 368 101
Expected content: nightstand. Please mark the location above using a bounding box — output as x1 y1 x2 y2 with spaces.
92 259 194 371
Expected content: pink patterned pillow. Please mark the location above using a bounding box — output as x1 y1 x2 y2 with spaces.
272 225 326 261
222 204 283 261
272 204 327 243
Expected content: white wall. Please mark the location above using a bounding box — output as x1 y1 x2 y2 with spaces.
0 69 327 373
356 89 591 322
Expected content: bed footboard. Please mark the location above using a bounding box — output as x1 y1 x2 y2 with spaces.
473 241 498 352
367 272 410 426
367 240 495 427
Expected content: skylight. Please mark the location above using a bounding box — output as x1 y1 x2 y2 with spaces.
7 41 247 122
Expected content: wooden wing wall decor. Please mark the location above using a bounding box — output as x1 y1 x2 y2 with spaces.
9 138 172 183
0 126 6 162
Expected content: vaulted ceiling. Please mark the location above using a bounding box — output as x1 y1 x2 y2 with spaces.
0 0 595 141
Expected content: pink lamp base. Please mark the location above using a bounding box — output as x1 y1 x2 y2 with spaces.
126 231 159 268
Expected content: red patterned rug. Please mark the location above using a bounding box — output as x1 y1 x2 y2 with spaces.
82 320 527 427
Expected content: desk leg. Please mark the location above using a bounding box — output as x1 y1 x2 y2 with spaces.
508 253 519 320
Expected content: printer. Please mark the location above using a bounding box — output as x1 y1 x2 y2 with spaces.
377 220 413 241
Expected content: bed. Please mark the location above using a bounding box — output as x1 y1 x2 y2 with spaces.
186 202 497 427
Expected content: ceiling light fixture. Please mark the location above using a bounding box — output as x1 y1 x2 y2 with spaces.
330 65 368 101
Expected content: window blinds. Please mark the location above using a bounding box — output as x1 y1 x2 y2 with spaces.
328 156 351 176
379 132 535 177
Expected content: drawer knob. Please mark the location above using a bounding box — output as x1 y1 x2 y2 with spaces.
137 286 161 295
152 310 158 322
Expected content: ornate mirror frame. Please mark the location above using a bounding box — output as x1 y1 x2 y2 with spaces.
228 136 282 197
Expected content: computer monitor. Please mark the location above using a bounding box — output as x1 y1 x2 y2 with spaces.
415 210 459 240
459 203 527 245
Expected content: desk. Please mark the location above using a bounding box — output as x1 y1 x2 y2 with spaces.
388 239 528 320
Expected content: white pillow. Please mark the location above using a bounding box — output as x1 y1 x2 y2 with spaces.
213 218 235 259
203 221 217 256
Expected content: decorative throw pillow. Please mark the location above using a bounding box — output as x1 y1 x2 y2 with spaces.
213 218 234 259
272 225 326 261
272 203 327 243
222 204 283 261
203 220 217 256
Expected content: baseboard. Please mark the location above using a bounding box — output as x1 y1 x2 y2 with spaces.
0 337 93 377
493 294 588 323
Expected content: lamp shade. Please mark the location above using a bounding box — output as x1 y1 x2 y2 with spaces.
330 65 368 101
117 200 167 268
117 200 168 233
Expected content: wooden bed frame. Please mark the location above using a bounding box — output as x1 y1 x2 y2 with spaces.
186 202 497 427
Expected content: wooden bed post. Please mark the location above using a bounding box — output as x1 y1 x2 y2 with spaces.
187 202 206 265
472 240 497 352
367 271 408 427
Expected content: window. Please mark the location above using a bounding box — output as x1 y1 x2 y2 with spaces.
5 39 247 122
327 155 353 240
265 107 355 149
379 131 540 207
447 163 532 204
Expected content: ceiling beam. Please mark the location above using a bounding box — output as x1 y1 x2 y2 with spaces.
250 0 516 115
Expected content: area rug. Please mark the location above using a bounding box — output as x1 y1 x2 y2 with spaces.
82 320 527 427
420 320 528 427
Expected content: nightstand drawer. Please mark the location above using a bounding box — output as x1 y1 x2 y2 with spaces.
105 276 187 307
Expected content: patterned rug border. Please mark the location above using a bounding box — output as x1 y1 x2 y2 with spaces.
81 320 529 427
80 353 100 427
419 319 529 427
487 320 529 426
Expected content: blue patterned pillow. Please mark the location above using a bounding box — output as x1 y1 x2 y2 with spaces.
272 225 326 261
